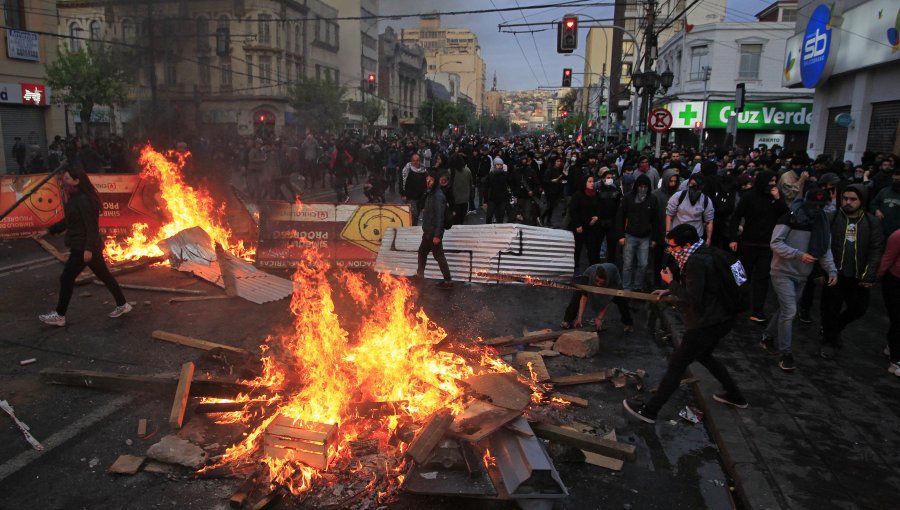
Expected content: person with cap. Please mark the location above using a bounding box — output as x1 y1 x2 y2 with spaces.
623 224 748 424
818 185 884 358
416 169 453 289
666 173 715 242
727 171 789 323
560 263 634 333
761 187 838 371
483 156 510 224
871 167 900 237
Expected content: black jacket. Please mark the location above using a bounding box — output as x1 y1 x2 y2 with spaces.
568 190 601 232
49 192 102 252
668 246 734 329
484 169 511 203
727 171 789 247
617 188 659 240
595 185 621 229
421 186 448 238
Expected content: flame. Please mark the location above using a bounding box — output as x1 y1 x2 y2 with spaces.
208 248 509 497
103 145 253 262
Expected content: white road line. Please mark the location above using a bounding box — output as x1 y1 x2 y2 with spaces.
0 395 133 482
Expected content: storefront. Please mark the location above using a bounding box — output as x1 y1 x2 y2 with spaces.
783 0 900 162
0 82 51 173
661 100 813 152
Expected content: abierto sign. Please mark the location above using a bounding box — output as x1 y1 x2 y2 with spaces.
706 101 813 131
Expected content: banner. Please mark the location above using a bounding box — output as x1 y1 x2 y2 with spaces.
0 173 162 239
705 101 813 131
257 202 412 269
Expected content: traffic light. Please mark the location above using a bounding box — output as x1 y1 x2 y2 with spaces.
557 14 578 53
562 68 572 87
693 121 702 129
367 73 376 93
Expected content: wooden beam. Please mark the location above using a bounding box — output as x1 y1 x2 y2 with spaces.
530 422 636 461
169 295 234 303
34 238 68 262
405 408 453 464
137 419 148 436
550 371 611 387
229 474 257 508
95 281 207 295
39 368 248 398
346 400 408 418
462 373 532 412
573 283 679 303
151 330 249 354
484 326 593 347
550 392 588 407
168 362 195 428
515 351 551 382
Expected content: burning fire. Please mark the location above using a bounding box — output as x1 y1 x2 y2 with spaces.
103 145 253 261
206 249 513 497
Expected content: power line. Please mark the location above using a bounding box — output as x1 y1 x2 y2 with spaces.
490 0 545 89
513 0 552 86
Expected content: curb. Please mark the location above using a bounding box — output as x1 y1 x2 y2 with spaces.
656 304 784 510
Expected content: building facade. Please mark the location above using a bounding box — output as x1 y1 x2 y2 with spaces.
400 15 486 114
378 26 425 130
1 0 65 174
783 0 900 162
328 0 379 129
656 13 813 151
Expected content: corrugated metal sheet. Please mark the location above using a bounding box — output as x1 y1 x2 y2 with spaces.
488 418 567 501
374 224 574 283
159 226 295 304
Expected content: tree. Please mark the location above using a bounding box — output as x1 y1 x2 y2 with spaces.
558 89 578 115
554 112 588 135
419 99 472 135
288 76 348 133
362 99 383 133
45 44 131 141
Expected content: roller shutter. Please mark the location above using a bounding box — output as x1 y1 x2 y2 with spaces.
1 106 47 173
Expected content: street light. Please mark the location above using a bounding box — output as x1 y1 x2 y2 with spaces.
430 60 463 136
631 66 674 134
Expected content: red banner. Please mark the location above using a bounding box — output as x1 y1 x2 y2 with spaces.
257 202 411 269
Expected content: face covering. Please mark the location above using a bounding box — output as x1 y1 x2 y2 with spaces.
604 178 614 186
636 186 648 203
688 185 701 204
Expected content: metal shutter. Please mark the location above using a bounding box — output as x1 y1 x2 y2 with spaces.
822 106 850 162
866 101 900 155
1 106 48 173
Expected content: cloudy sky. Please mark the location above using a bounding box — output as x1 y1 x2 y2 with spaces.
379 0 775 91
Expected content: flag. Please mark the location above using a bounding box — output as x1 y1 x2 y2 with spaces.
576 124 583 144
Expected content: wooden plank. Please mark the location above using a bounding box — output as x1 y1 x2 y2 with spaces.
152 330 249 355
137 419 148 436
550 371 611 387
346 400 408 418
462 373 532 412
169 295 234 303
194 401 264 414
515 351 551 382
405 408 453 464
583 450 625 471
263 440 327 469
109 454 145 475
74 255 166 286
484 327 593 347
168 362 195 428
267 417 336 443
95 281 207 295
550 392 588 407
573 283 679 303
448 400 520 443
39 368 249 398
34 238 68 262
229 475 257 508
248 490 282 510
530 422 636 461
263 434 328 455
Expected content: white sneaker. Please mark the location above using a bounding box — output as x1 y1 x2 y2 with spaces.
889 362 900 377
39 311 66 327
108 302 132 318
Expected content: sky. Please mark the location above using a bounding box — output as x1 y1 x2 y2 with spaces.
378 0 775 91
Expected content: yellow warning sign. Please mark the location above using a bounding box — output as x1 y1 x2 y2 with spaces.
24 178 62 224
340 205 411 253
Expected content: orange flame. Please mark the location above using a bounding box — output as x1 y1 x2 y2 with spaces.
103 145 253 261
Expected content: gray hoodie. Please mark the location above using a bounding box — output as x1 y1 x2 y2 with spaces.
582 263 622 312
770 210 837 279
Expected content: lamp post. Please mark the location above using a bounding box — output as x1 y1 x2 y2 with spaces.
631 67 674 156
430 60 463 136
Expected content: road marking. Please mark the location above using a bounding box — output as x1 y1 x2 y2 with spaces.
0 395 133 482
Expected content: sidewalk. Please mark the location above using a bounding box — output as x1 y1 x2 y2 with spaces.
658 290 900 510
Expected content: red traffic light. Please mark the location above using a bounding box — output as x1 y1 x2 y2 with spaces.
259 115 265 122
565 19 576 29
368 73 376 82
564 69 571 77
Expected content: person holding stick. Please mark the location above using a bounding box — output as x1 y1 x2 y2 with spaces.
33 165 131 326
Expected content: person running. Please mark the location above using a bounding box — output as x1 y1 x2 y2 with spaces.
623 224 747 423
34 165 131 326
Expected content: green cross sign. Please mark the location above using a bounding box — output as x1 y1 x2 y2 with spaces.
678 104 698 124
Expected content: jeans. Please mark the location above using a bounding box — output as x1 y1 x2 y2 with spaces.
416 233 452 281
644 320 741 416
58 249 126 316
622 234 650 291
738 245 772 315
766 274 807 354
821 275 870 347
883 272 900 363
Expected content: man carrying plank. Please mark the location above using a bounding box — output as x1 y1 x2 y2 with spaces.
560 263 634 334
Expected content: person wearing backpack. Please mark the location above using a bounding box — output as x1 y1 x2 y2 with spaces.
417 169 453 289
666 173 714 242
623 224 747 424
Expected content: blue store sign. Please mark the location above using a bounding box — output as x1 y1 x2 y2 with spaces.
800 4 834 88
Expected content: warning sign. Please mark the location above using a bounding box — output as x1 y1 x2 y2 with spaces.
0 174 64 236
340 205 410 253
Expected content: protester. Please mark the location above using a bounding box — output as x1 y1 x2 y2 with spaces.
448 153 473 226
569 174 602 269
560 263 634 333
617 174 659 291
483 157 510 224
623 224 747 423
666 173 714 242
595 168 622 265
33 166 131 326
416 170 453 289
871 168 900 237
879 229 900 376
400 153 427 226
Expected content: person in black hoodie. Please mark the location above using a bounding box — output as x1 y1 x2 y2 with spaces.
569 174 602 270
541 156 566 227
727 170 788 323
617 173 660 291
595 168 622 265
623 224 747 423
34 165 130 326
417 170 453 288
483 157 511 224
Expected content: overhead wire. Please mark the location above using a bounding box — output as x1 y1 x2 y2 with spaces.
489 0 545 89
513 0 552 86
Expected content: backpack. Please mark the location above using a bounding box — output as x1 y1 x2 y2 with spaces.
708 246 750 313
676 189 710 211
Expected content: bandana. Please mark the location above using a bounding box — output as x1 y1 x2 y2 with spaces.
672 239 704 272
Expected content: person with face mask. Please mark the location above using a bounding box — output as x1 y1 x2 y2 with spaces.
727 171 789 323
483 157 510 224
33 166 131 326
666 174 714 242
761 188 838 371
542 156 566 227
818 185 884 358
594 168 622 265
617 174 660 292
778 154 812 204
569 174 603 270
871 168 900 237
652 168 682 287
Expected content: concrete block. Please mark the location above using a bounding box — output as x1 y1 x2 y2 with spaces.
554 330 599 358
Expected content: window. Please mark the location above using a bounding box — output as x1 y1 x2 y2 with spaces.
314 17 321 42
258 14 271 45
89 20 102 42
247 57 253 85
217 15 229 32
259 56 272 84
295 25 301 53
689 45 709 81
4 0 26 30
781 9 797 22
69 22 82 52
165 54 177 85
332 23 339 48
199 57 211 87
739 44 762 80
220 59 232 89
286 23 291 52
196 17 209 49
121 19 134 43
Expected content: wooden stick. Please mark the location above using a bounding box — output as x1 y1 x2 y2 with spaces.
34 238 68 262
151 330 249 354
137 419 148 436
194 401 265 414
573 283 679 303
229 473 258 508
169 362 195 428
530 422 636 461
405 408 453 464
39 368 248 398
550 371 611 387
169 295 233 303
94 281 207 295
484 326 593 347
550 392 589 407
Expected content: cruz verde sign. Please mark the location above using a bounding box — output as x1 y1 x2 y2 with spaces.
705 101 813 131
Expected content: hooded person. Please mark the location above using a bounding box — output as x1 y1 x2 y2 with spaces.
416 169 453 288
482 156 510 224
561 263 634 333
651 167 683 287
617 173 660 291
778 154 811 203
727 170 789 322
761 187 838 372
666 173 715 242
568 174 603 269
871 167 900 237
400 152 428 225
